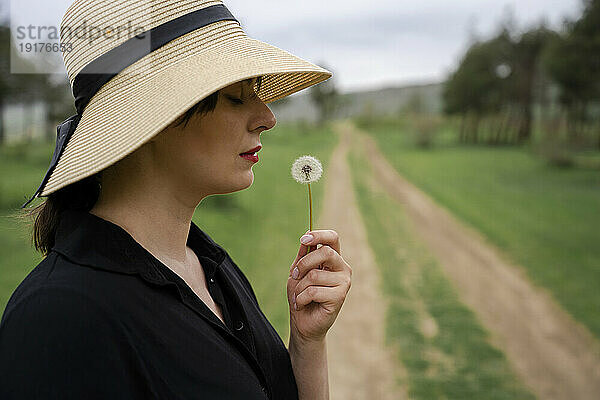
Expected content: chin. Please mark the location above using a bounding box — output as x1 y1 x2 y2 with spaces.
218 171 254 194
239 170 255 190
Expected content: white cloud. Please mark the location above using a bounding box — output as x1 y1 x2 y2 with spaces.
225 0 582 91
4 0 584 91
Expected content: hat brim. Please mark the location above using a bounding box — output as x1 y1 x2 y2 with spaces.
41 29 331 196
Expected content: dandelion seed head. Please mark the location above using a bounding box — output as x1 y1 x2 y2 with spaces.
291 155 323 184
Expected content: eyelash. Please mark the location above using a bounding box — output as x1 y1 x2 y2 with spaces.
227 96 244 105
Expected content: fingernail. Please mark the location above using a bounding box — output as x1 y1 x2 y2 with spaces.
292 267 299 280
300 234 314 245
294 302 298 311
292 292 296 305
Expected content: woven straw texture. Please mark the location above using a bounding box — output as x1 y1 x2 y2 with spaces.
40 0 331 196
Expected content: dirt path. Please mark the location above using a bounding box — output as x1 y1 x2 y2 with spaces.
318 125 409 400
343 121 600 400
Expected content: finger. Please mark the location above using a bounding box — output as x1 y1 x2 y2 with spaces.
300 229 341 254
293 269 349 299
290 230 310 275
295 285 347 311
293 245 347 280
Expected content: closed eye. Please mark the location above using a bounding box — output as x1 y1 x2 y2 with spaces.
226 95 244 105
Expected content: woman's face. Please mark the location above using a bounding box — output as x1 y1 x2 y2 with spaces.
149 78 276 202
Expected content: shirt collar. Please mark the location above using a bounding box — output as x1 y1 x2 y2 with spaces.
51 209 226 283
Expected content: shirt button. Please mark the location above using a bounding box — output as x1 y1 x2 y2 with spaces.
209 278 214 283
234 320 244 331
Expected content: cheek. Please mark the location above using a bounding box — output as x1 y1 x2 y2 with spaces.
180 138 235 179
163 115 244 178
153 132 207 179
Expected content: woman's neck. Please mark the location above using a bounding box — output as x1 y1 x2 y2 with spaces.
89 144 207 271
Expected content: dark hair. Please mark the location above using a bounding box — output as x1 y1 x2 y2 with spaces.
173 91 220 129
16 173 103 256
173 76 262 129
18 76 264 257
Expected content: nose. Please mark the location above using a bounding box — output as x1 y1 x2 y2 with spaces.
250 99 277 134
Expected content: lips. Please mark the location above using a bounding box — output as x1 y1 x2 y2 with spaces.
239 144 261 164
239 145 262 155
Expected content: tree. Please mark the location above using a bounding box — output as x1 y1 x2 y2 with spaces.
443 30 513 143
0 24 63 144
0 26 11 143
543 0 600 146
309 64 339 125
445 23 558 146
512 26 557 143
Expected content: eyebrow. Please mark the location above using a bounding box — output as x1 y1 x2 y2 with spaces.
240 78 259 97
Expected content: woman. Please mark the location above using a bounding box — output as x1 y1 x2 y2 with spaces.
0 1 352 399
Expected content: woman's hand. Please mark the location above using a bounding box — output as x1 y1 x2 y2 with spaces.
287 229 352 343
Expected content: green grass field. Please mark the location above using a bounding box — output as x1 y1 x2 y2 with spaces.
358 117 600 340
348 143 535 399
0 123 338 342
0 141 56 311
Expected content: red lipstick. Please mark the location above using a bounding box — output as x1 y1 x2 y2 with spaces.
239 145 262 163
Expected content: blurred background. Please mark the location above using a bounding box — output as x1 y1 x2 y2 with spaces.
1 1 599 399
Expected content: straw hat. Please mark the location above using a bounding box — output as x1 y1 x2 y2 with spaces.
21 0 331 208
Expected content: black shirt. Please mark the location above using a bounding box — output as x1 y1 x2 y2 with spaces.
0 209 298 399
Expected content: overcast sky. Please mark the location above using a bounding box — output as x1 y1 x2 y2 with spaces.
3 0 583 92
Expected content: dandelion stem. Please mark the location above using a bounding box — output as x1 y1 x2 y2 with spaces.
308 183 313 252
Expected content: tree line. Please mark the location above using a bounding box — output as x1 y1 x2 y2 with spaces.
443 0 600 149
0 24 82 145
